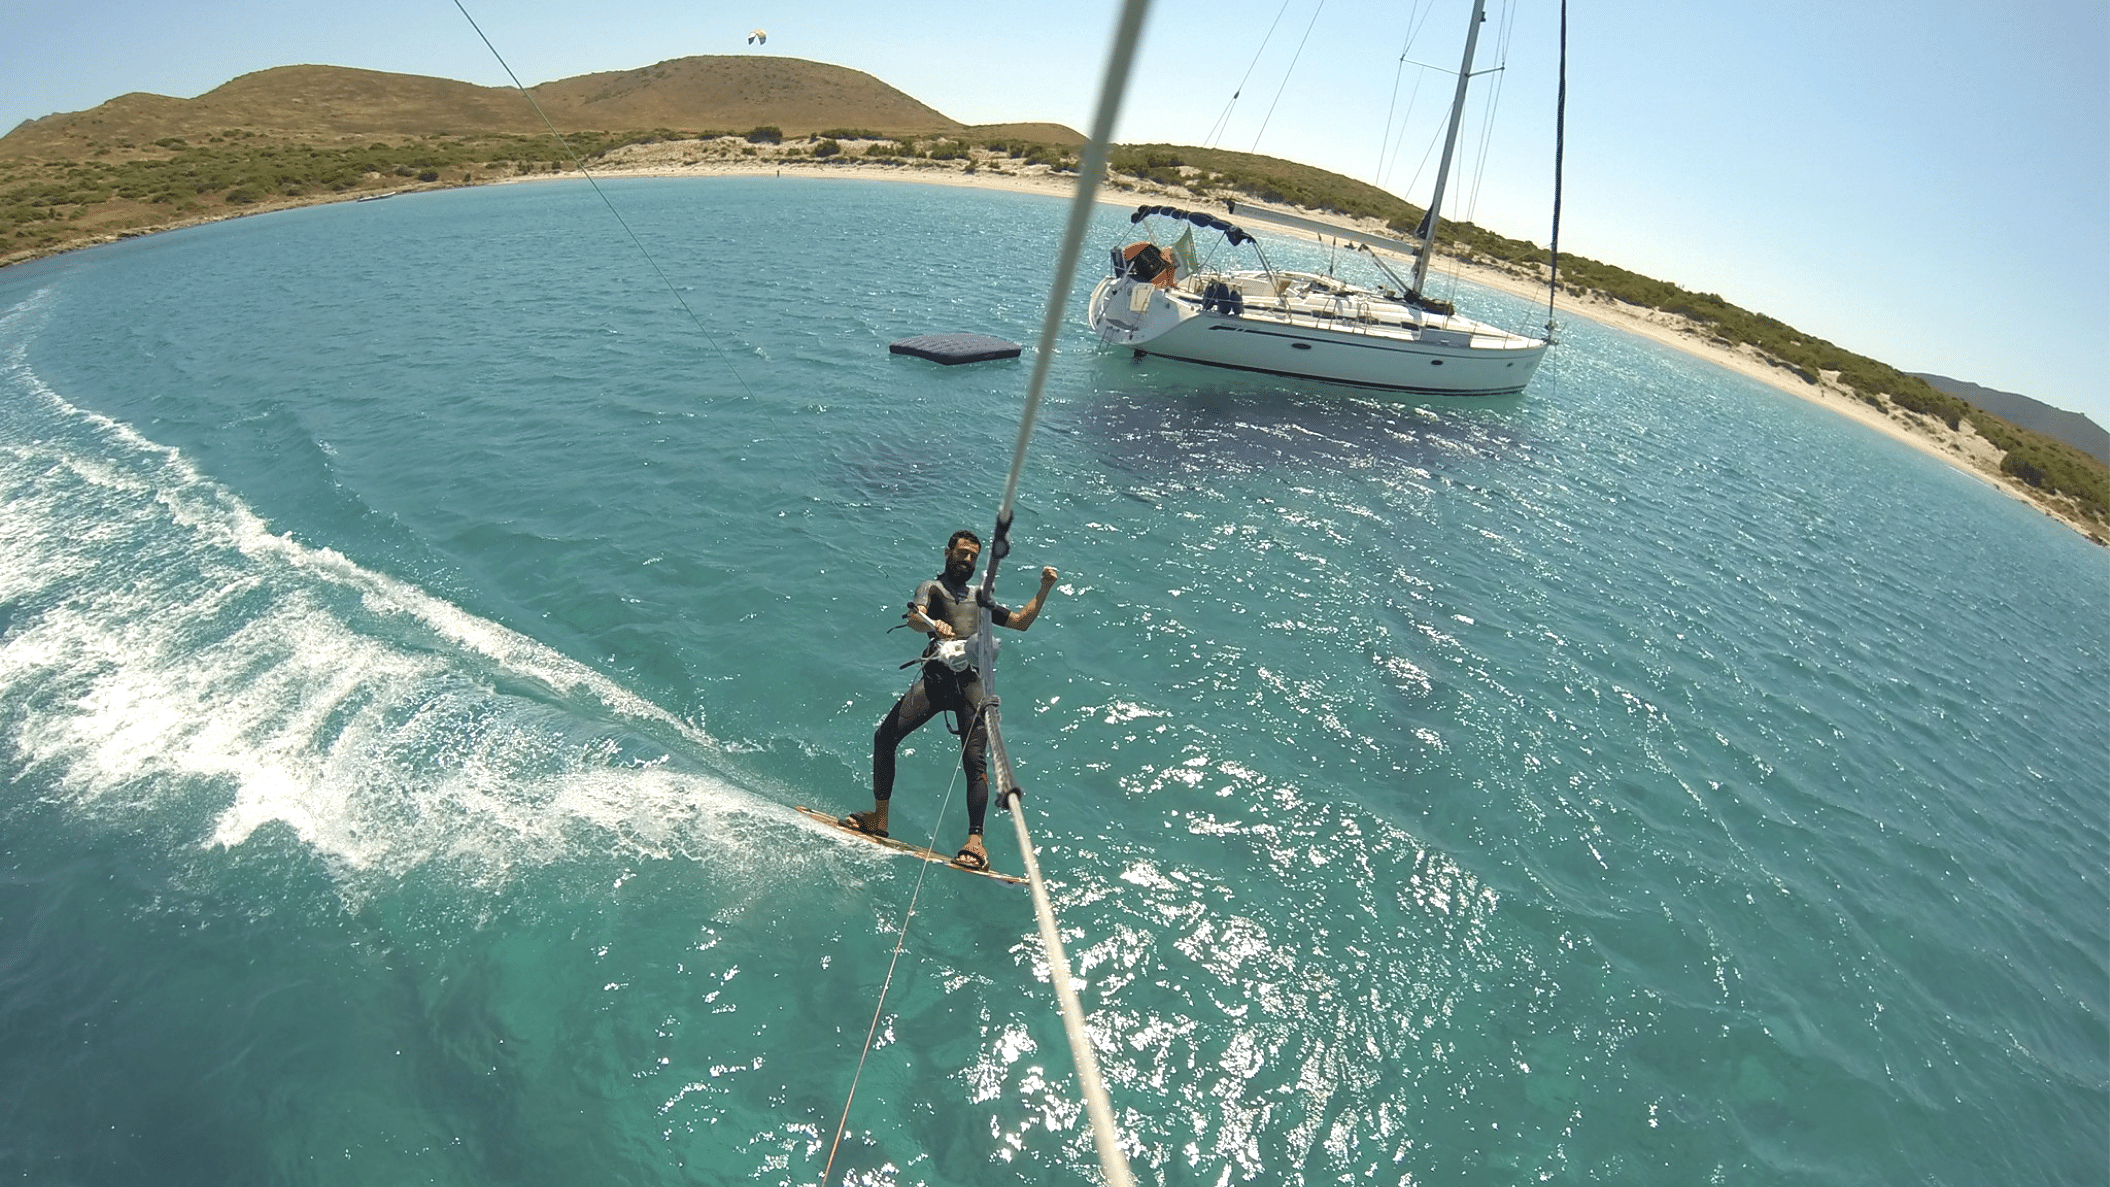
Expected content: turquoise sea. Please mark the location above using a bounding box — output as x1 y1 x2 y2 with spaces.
0 177 2103 1185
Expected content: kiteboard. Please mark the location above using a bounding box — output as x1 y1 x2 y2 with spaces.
794 805 1026 886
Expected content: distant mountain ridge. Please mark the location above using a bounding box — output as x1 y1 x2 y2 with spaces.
0 57 1077 157
1910 374 2109 466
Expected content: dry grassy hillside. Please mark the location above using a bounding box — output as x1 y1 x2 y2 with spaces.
526 56 960 137
962 123 1085 147
0 56 994 161
3 67 538 154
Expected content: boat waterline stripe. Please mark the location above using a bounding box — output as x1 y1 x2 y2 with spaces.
1138 351 1532 397
1199 323 1547 354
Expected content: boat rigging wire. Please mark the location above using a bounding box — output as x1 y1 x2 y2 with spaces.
1375 0 1438 189
1377 67 1425 192
1547 0 1568 335
1436 7 1509 309
1249 0 1330 154
1394 99 1446 214
1458 0 1517 234
449 0 758 401
1203 0 1297 149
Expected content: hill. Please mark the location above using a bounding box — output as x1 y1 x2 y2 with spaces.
518 56 961 139
1911 373 2109 466
1 67 538 152
0 57 974 158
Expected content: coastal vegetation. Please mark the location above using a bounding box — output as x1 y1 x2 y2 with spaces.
0 131 683 255
2 63 2102 532
0 128 1081 259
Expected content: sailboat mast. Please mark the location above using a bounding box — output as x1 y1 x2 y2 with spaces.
1410 0 1488 296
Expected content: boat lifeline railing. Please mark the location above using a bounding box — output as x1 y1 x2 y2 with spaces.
1141 202 1461 325
1219 200 1463 315
1142 208 1293 317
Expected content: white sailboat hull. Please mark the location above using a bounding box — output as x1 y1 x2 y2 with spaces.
1087 272 1547 397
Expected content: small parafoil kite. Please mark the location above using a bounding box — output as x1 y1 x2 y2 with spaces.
747 29 767 45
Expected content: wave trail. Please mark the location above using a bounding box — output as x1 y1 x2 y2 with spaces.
0 298 749 889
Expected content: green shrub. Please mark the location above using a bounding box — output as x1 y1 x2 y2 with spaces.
744 125 783 144
1981 421 2110 519
1888 381 1968 430
812 139 841 158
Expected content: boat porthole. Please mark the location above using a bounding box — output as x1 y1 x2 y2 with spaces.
1431 359 1444 365
1291 343 1312 350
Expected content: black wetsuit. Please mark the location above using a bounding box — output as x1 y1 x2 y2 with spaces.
872 573 1012 834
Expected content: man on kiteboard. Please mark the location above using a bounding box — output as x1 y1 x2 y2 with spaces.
841 529 1059 871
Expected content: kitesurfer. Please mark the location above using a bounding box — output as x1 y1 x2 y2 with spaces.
841 530 1059 870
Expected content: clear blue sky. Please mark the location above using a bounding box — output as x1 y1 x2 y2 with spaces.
6 0 2106 424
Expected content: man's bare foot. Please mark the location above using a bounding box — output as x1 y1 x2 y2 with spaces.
953 834 989 871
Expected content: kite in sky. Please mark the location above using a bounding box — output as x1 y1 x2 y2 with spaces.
747 29 767 45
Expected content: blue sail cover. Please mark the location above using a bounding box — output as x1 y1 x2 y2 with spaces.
1129 205 1253 246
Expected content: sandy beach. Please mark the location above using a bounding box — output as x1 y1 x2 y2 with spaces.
39 141 2106 543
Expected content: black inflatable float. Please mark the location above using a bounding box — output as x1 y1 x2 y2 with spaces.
888 333 1023 365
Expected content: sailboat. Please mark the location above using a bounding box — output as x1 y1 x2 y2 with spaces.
1085 0 1554 397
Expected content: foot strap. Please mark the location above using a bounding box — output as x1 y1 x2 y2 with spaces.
840 811 888 839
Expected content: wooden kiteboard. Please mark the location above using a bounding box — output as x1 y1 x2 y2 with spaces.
794 805 1026 886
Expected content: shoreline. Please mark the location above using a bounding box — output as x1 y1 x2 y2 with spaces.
12 152 2102 544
